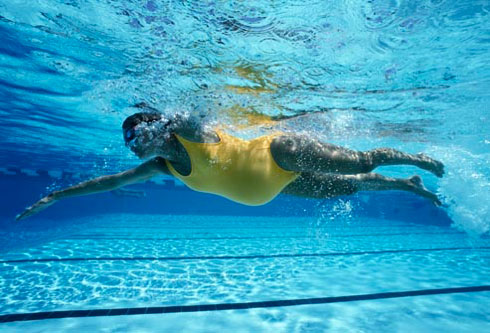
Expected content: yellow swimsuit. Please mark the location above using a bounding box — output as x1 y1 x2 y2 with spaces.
165 130 299 206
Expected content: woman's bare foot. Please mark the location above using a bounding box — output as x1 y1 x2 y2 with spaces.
415 153 445 178
407 175 442 206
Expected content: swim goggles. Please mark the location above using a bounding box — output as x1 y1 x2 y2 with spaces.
124 126 137 146
124 118 172 146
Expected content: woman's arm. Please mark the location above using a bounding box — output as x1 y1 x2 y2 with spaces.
16 157 169 221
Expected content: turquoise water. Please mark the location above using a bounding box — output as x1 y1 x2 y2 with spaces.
1 214 489 331
0 0 489 331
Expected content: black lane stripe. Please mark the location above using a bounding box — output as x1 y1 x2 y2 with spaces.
76 222 420 230
1 285 488 323
73 224 416 230
64 231 462 241
2 247 489 264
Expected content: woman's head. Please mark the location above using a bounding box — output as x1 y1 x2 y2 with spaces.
122 111 174 159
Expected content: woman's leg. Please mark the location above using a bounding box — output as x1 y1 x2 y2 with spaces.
282 172 441 205
271 135 444 177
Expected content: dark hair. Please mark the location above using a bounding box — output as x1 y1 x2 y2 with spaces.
122 111 163 132
122 111 165 145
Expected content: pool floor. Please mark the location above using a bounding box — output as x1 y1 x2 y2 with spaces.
1 214 489 332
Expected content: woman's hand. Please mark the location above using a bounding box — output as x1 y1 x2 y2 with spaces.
15 193 58 221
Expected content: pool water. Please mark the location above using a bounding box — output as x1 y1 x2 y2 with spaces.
1 0 489 331
1 213 489 331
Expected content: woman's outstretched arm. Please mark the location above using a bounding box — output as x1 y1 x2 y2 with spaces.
15 157 169 221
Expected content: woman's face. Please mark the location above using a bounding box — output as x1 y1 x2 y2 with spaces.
124 117 173 159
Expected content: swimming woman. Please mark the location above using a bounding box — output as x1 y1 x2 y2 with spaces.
16 107 444 220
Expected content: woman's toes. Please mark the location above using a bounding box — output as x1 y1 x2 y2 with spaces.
416 153 444 177
434 160 445 178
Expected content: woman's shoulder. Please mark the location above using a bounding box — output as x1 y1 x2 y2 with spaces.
172 114 220 143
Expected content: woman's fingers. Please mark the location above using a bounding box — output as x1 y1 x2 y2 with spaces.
15 211 29 221
16 206 38 221
15 197 56 221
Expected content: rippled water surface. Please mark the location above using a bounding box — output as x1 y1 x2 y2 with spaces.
1 0 488 162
